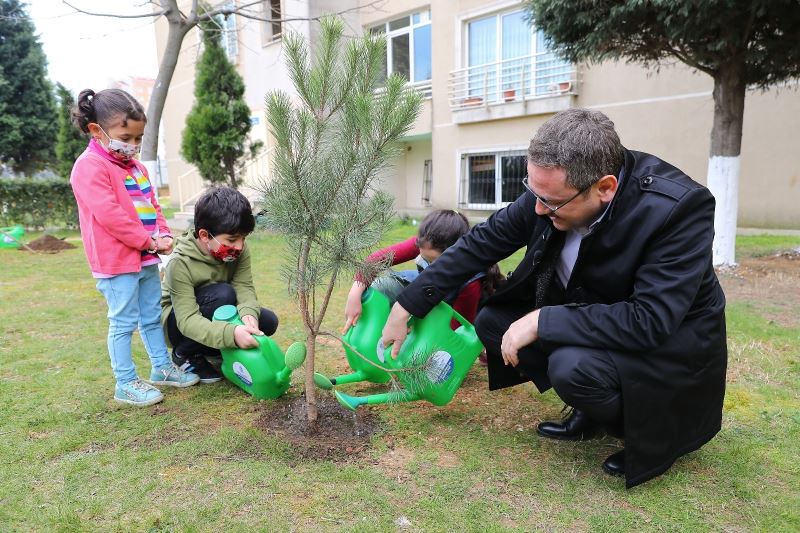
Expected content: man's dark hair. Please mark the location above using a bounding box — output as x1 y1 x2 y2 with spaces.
193 187 255 237
416 209 470 251
528 108 625 191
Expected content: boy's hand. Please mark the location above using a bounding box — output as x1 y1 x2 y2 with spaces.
156 236 174 255
234 325 261 349
242 314 264 335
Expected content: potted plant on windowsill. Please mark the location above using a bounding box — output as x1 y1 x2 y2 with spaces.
502 88 516 102
462 96 483 106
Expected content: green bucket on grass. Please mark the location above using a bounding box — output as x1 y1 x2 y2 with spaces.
0 225 24 249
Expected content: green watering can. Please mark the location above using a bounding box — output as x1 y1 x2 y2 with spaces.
212 305 305 399
320 288 394 387
0 225 24 249
315 288 484 410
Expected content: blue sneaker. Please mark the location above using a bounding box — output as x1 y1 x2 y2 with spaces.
115 379 164 406
149 363 200 388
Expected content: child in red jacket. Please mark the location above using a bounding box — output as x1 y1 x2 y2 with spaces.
70 88 199 406
344 210 502 349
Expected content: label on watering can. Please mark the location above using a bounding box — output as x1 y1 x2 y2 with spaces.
376 340 386 363
425 351 454 384
232 362 253 386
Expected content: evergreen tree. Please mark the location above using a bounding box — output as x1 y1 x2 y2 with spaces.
0 0 57 173
54 83 87 178
181 19 260 189
259 17 422 423
525 0 800 266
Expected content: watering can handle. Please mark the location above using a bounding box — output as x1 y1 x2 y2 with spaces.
450 308 473 329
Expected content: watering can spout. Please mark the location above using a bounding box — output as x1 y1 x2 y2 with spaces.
334 389 418 411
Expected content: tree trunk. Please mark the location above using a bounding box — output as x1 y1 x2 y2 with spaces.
142 18 190 165
707 62 746 267
305 332 318 424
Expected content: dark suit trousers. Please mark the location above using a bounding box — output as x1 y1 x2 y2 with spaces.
166 282 279 358
474 302 623 425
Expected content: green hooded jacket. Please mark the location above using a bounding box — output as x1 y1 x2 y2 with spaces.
160 231 260 349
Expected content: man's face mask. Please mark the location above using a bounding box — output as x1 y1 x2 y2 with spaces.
98 126 140 161
208 235 242 263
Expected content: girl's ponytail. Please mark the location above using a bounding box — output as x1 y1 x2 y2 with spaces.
72 89 96 134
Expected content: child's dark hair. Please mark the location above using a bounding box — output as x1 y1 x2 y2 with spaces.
193 187 255 237
416 210 470 251
71 88 146 134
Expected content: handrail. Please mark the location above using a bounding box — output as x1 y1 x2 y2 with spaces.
448 51 576 110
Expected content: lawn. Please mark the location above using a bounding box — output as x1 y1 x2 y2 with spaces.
0 226 798 531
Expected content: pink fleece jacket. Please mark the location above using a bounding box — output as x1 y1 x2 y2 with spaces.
70 139 171 275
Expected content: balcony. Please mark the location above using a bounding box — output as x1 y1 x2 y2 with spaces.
448 52 577 123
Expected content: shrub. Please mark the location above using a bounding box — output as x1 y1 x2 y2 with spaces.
0 178 78 229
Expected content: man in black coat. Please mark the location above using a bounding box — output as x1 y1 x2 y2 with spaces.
381 108 727 488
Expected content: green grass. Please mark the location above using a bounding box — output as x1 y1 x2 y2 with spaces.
0 228 798 531
735 234 800 257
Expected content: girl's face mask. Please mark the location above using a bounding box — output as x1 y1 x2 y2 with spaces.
98 125 141 161
208 235 242 263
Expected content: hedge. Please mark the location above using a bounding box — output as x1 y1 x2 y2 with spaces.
0 178 79 229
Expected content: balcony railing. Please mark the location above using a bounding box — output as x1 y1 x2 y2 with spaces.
376 79 432 99
449 52 576 110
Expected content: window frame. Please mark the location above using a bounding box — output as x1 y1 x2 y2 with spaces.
461 6 571 101
458 147 528 210
368 10 432 84
261 0 282 47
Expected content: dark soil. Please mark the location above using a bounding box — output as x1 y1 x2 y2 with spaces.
19 234 76 252
254 392 381 461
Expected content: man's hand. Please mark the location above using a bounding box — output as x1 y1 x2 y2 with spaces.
241 314 264 336
342 281 367 333
234 324 261 349
381 302 412 359
156 235 174 255
500 309 540 367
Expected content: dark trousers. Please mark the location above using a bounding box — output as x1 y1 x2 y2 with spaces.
166 283 279 359
474 302 622 425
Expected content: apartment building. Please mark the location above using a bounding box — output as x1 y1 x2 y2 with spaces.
154 1 800 228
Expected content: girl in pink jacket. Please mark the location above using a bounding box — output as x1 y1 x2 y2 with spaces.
70 88 199 406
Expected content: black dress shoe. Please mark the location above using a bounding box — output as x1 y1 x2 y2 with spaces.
536 408 599 441
602 449 625 477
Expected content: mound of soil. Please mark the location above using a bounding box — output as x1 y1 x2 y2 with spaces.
20 234 76 252
254 392 381 461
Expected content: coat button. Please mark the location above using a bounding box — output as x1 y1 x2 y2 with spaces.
424 287 435 297
642 176 653 186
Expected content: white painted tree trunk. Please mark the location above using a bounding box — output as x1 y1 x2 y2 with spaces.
707 155 740 266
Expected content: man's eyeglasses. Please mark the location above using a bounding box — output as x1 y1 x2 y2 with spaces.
521 177 592 214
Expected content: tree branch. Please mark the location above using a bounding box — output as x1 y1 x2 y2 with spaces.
62 0 164 18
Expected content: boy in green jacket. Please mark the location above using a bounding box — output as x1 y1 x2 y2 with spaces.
160 187 279 382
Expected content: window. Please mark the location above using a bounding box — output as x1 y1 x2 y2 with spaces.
421 159 433 206
368 10 431 84
460 150 527 208
214 3 238 60
465 9 570 101
261 0 282 46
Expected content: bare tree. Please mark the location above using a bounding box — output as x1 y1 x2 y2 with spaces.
63 0 387 177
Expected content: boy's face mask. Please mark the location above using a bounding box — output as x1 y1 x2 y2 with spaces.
208 235 242 263
98 126 141 161
414 254 431 272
